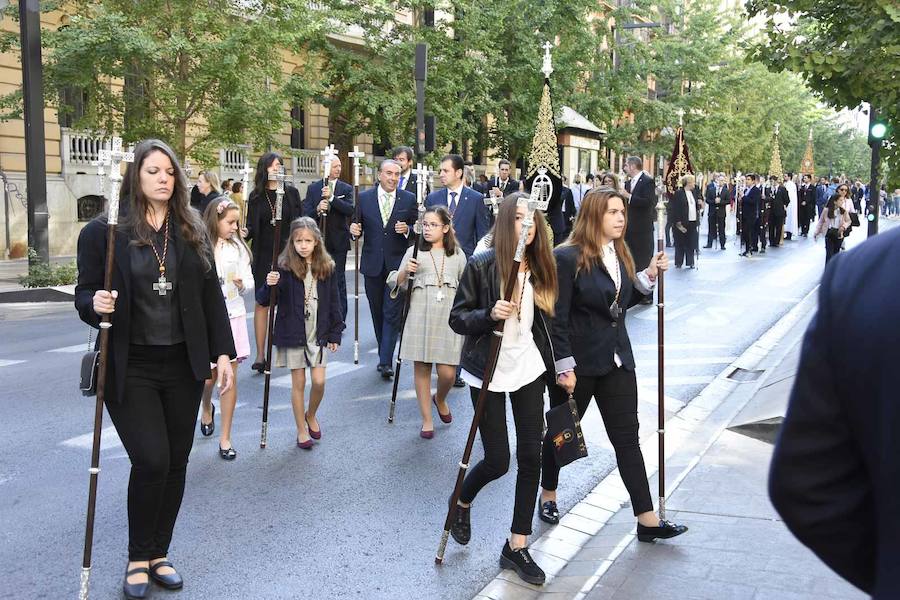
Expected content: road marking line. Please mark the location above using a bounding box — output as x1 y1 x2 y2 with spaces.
652 356 737 366
632 343 729 351
638 375 715 386
61 425 123 451
635 302 697 321
48 344 89 353
0 359 26 367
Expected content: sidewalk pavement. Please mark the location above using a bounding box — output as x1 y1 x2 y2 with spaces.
473 286 866 600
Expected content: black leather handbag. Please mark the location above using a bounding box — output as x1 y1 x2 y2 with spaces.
79 326 99 397
546 393 588 467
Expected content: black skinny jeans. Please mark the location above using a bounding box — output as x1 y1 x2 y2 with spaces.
541 368 653 516
460 376 545 536
105 343 204 561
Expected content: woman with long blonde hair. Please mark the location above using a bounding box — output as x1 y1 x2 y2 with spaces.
537 187 688 543
446 193 561 586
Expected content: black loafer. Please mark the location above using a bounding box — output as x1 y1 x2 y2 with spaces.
449 498 471 545
251 361 265 374
123 567 150 599
538 500 560 525
149 560 183 590
200 403 215 437
452 376 466 388
637 519 688 543
381 366 394 380
500 540 546 585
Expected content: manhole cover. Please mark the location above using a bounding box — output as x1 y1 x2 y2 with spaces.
727 367 765 382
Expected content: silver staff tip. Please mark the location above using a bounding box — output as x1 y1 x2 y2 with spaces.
435 531 450 564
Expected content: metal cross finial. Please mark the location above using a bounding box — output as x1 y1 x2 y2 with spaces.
348 146 365 187
412 162 429 234
321 143 338 179
677 108 685 127
774 122 780 136
91 140 109 198
808 127 813 141
101 136 135 227
541 41 554 78
267 167 288 224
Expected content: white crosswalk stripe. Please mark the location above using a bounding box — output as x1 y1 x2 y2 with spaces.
0 359 26 367
48 344 88 353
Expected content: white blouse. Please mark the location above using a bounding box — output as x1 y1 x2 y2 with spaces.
461 271 546 393
214 240 254 319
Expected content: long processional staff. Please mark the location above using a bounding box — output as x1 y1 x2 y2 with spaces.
535 187 687 543
445 192 563 586
75 139 235 600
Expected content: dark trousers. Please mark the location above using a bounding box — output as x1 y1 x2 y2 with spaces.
331 250 348 321
799 205 811 235
105 344 204 561
706 210 726 248
757 216 768 250
460 376 545 536
769 215 784 246
625 228 654 271
665 219 673 247
364 269 401 368
541 368 653 516
673 221 698 267
825 236 842 263
741 216 757 251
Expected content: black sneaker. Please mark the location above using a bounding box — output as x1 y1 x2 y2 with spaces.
449 501 470 545
500 540 546 585
538 501 559 525
637 519 688 543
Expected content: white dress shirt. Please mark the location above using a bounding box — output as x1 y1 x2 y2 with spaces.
687 190 697 222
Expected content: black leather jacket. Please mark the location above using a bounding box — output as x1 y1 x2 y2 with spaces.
449 249 559 380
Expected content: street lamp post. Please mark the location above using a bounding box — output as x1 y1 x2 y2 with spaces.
19 0 50 266
867 106 886 237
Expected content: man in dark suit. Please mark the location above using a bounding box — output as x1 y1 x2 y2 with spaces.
302 157 354 319
815 176 830 218
349 159 417 379
798 174 815 237
623 156 656 304
426 154 491 258
740 174 762 257
704 173 728 249
770 176 788 248
392 145 429 196
488 159 519 200
770 227 900 599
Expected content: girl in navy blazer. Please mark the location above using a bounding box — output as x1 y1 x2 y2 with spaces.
537 187 688 543
257 217 344 449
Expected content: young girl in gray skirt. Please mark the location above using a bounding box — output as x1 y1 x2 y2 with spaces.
257 217 344 449
389 206 466 439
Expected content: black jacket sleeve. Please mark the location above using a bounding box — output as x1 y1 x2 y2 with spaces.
769 256 874 594
332 182 355 217
327 271 345 344
74 218 107 329
549 249 576 365
630 176 656 209
449 258 495 336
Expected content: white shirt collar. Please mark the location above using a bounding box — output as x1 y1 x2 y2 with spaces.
377 185 395 199
447 184 464 196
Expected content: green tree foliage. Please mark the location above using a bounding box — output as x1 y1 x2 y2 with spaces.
747 0 899 183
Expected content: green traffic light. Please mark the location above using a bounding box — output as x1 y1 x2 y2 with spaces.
871 123 887 139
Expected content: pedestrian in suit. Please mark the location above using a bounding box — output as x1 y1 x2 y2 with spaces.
740 174 762 257
798 174 815 237
426 154 491 259
302 157 354 320
770 176 788 247
537 187 685 544
704 173 728 249
671 175 702 268
75 139 235 599
487 159 519 201
622 157 657 304
349 159 417 379
392 145 429 196
770 226 900 599
815 177 829 219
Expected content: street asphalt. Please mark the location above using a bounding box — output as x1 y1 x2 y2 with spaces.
0 219 888 599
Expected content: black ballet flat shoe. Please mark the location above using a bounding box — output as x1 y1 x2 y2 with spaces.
218 446 237 460
123 567 150 599
381 366 394 380
452 376 466 388
449 497 471 545
538 500 560 525
200 403 215 437
251 361 265 374
637 519 688 543
149 560 183 590
500 540 546 585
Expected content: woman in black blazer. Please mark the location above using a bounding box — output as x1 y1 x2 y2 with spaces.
537 187 687 543
244 152 304 372
75 139 235 600
671 174 702 268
